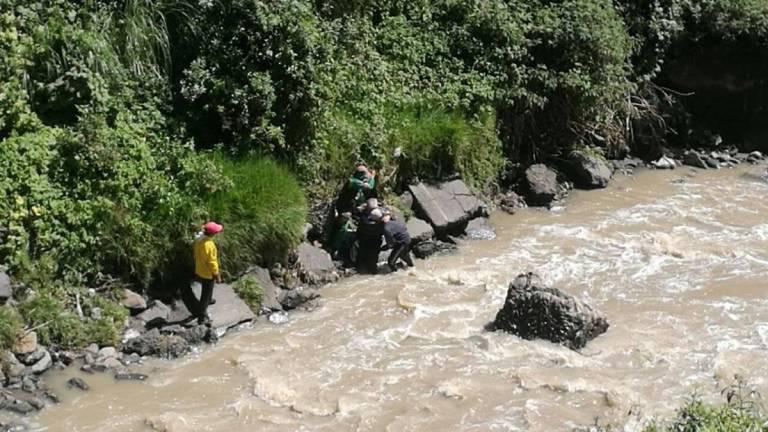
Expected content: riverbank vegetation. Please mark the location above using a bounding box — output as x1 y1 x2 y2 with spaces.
1 0 767 347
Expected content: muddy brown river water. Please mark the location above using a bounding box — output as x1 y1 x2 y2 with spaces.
14 166 768 431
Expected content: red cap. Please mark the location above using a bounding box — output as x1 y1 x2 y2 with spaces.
203 221 223 235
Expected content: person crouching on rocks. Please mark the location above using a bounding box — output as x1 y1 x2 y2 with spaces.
191 221 223 325
381 211 414 272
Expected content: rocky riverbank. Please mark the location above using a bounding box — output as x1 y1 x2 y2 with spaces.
1 147 766 426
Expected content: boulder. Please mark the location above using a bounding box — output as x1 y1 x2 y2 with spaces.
296 243 337 284
651 156 676 169
2 353 25 380
123 328 189 358
524 164 559 207
122 289 147 313
12 332 37 356
29 351 52 374
704 155 720 168
17 346 46 366
611 157 644 172
66 377 90 391
465 218 496 240
499 191 526 214
0 272 11 302
492 273 609 350
406 218 434 244
135 301 171 325
243 266 282 311
683 150 708 169
569 151 612 189
748 151 764 163
412 240 458 259
170 283 255 333
409 180 482 233
279 288 320 311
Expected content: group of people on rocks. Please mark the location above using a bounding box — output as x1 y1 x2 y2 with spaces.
329 163 415 274
186 162 414 326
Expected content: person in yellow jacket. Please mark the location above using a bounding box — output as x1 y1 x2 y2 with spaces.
192 221 223 325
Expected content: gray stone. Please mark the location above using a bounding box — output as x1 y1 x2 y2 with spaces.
499 191 526 214
406 218 434 244
748 151 764 163
296 243 336 284
114 373 148 381
399 191 414 210
21 377 37 393
704 155 720 168
412 240 458 259
192 283 255 331
524 164 559 207
243 267 282 311
97 347 118 359
492 273 609 350
95 357 123 370
29 351 52 374
66 377 89 391
84 344 99 356
17 347 46 366
651 156 676 169
0 397 35 415
135 301 171 324
123 328 189 358
122 289 147 313
279 288 321 311
569 151 612 189
0 272 11 302
409 180 482 233
2 352 25 379
465 218 496 240
683 150 708 169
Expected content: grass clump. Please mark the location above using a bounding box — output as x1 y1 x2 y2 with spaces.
232 275 264 313
207 156 307 278
0 306 23 351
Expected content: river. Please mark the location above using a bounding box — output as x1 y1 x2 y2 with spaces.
19 166 768 431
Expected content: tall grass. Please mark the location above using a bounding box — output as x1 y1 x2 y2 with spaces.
0 306 23 351
206 156 307 278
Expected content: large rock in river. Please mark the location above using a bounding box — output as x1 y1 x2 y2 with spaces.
524 164 559 207
406 217 434 244
409 180 481 233
492 273 609 350
242 266 282 311
296 242 337 284
569 150 612 189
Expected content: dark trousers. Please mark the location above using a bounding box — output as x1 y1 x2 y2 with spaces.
182 277 214 319
388 242 414 270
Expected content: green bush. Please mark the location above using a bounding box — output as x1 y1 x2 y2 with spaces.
232 275 264 313
206 156 307 278
0 306 23 351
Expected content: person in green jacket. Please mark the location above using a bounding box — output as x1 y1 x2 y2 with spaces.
335 163 376 215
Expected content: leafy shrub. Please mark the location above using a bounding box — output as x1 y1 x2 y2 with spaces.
0 306 23 351
232 275 264 313
206 157 307 278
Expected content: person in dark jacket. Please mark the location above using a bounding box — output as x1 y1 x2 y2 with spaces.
381 212 414 272
356 207 383 274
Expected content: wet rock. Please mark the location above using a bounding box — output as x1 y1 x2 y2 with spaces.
122 329 142 345
114 373 148 382
171 283 255 333
29 351 52 374
94 357 123 370
178 325 213 345
97 347 118 359
569 150 612 189
683 150 708 169
524 164 559 207
465 218 495 240
279 288 320 311
243 266 282 311
492 273 609 350
295 243 336 284
135 301 171 325
54 351 77 367
406 218 434 244
122 289 147 314
748 151 764 163
79 365 94 374
412 240 458 259
611 157 644 172
499 191 526 214
84 344 99 356
0 272 11 303
651 156 676 169
66 377 89 391
123 328 189 358
399 191 414 210
0 397 35 415
409 180 482 234
704 155 720 168
2 353 24 379
12 333 37 357
20 377 36 393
